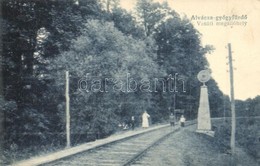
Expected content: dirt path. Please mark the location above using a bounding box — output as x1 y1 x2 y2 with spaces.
132 125 258 166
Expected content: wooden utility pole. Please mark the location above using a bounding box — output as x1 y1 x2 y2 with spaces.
228 43 236 155
65 71 71 148
106 0 110 12
0 1 4 158
223 95 226 123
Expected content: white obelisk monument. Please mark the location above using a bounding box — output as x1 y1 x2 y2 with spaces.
196 70 215 137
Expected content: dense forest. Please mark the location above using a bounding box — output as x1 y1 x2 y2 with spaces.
0 0 259 163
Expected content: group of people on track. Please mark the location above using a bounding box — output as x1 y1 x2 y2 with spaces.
169 113 186 127
122 111 186 130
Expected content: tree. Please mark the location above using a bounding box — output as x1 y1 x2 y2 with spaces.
51 20 160 141
134 1 221 119
110 7 144 38
207 79 227 117
135 0 178 36
2 0 103 148
102 0 120 12
237 96 260 117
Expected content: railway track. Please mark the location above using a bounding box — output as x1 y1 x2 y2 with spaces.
43 121 196 166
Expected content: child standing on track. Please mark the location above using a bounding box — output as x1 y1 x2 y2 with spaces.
180 115 186 127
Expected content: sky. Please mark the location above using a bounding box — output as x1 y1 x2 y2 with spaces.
120 0 260 100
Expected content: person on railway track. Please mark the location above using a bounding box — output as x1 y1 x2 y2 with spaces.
169 113 175 126
142 111 150 128
180 115 186 127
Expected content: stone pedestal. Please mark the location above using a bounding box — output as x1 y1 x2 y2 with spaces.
196 85 215 137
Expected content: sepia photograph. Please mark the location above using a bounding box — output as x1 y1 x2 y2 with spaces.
0 0 259 165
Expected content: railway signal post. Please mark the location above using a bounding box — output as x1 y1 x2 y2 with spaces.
196 70 215 137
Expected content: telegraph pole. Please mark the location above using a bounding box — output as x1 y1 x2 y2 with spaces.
228 43 236 155
65 71 71 148
223 95 226 122
0 1 4 158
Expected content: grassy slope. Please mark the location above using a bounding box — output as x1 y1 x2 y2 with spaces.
174 125 258 166
213 118 259 162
